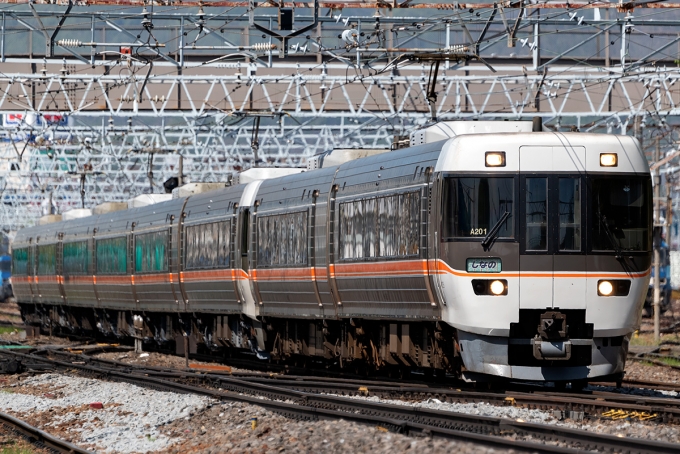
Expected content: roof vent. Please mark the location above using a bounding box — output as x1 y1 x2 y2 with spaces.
127 194 172 209
93 202 128 215
172 183 228 199
306 148 390 170
61 209 92 221
38 214 63 225
410 121 534 145
232 168 304 185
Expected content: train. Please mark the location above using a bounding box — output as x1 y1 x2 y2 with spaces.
0 254 11 302
11 120 652 384
643 237 672 317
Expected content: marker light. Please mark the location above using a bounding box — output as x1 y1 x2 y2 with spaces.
490 280 506 295
485 151 506 167
600 153 618 167
598 280 614 296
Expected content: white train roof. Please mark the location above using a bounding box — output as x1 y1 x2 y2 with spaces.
435 132 648 174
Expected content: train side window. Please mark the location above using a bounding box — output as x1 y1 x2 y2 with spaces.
525 177 548 251
558 178 581 251
36 244 56 275
257 211 308 267
12 248 29 275
185 221 230 270
63 241 89 275
377 192 419 258
96 237 128 274
134 231 169 273
339 191 420 260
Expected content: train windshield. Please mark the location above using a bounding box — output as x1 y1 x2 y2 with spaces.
591 176 651 252
442 177 514 239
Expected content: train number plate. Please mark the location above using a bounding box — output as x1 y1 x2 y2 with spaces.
466 258 502 273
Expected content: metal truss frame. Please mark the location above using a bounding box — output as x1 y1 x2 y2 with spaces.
2 2 680 232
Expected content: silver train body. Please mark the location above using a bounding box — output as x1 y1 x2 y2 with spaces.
12 122 652 382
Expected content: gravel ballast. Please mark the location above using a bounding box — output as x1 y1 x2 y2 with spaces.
2 368 680 453
0 373 212 453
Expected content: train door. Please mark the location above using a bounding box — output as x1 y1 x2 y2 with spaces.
552 174 586 310
27 239 36 303
56 233 66 304
519 146 586 309
234 207 250 306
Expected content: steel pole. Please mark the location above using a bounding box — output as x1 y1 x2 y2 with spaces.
178 154 183 186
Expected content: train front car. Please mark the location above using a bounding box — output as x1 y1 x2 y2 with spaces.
434 131 652 383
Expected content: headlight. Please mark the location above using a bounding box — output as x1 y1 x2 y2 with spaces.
490 280 506 295
598 280 614 296
599 153 618 167
471 279 508 296
597 279 631 297
485 151 506 167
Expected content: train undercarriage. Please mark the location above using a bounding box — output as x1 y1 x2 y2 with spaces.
18 303 627 387
19 303 461 378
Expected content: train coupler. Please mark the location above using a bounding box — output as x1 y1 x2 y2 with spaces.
533 310 572 360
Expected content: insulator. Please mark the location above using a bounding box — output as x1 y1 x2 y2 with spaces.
141 6 153 29
251 43 277 52
57 39 82 48
448 44 469 54
341 29 358 44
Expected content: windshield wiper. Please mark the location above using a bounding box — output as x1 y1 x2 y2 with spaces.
598 212 623 260
481 211 511 251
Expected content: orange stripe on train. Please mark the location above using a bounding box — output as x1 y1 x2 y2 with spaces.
14 260 651 286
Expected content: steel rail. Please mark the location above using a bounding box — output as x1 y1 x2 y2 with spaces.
114 370 680 423
618 378 680 393
0 411 93 454
49 349 680 422
3 349 680 453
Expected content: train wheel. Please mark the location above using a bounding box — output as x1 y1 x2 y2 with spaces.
570 379 588 391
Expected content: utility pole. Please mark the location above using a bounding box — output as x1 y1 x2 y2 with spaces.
654 138 661 342
177 154 183 186
667 178 673 246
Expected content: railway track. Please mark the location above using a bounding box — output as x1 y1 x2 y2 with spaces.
189 350 680 395
1 348 679 453
629 353 680 371
0 410 92 454
11 344 680 423
70 351 680 423
60 347 680 423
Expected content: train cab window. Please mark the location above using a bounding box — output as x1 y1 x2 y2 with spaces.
525 178 548 251
37 244 56 275
11 248 29 275
558 178 581 251
442 177 514 240
135 231 169 273
96 237 128 274
185 221 230 269
591 177 651 252
63 241 89 275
